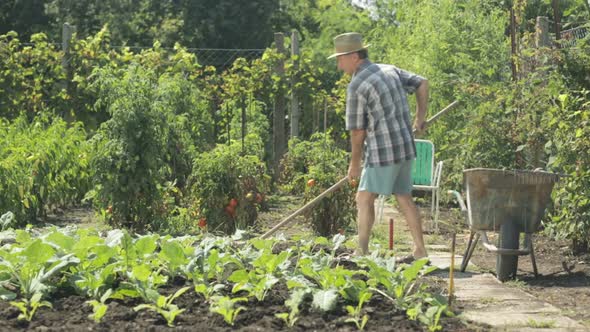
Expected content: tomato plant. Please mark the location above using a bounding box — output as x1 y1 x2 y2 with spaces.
188 135 270 234
280 133 356 236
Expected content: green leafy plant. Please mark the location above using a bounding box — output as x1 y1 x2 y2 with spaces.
86 289 113 323
134 286 190 327
545 91 590 253
345 289 372 331
362 256 434 309
0 238 78 300
117 264 168 303
407 295 451 332
275 288 310 327
66 232 119 298
229 269 279 302
209 295 248 326
10 292 52 321
194 283 225 302
311 289 339 312
0 211 14 231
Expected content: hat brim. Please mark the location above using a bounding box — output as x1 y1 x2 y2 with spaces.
327 44 370 59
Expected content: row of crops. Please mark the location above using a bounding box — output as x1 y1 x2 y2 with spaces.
0 216 449 330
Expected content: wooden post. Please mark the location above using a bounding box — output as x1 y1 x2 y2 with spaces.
532 17 551 168
324 98 328 133
449 233 456 307
241 97 247 155
552 0 561 41
61 23 76 69
535 17 550 48
509 7 518 81
61 23 76 121
313 99 318 133
290 30 300 138
273 33 287 178
389 218 394 250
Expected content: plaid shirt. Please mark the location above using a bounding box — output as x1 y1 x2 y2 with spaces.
346 60 425 167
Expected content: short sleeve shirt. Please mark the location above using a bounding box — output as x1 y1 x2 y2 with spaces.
345 60 425 167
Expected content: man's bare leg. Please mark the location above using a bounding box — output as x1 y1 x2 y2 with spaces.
395 194 427 258
356 191 377 255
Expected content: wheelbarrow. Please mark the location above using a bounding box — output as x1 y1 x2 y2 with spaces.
448 168 560 282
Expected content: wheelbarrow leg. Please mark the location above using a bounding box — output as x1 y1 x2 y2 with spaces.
461 231 480 272
526 234 539 277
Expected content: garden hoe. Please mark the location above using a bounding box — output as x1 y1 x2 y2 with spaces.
260 100 460 239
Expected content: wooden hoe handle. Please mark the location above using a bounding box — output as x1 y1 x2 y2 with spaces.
260 177 349 239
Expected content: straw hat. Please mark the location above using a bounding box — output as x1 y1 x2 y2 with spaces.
327 32 370 59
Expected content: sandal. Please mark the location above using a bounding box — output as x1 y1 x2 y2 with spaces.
395 254 416 264
336 250 362 261
395 255 431 265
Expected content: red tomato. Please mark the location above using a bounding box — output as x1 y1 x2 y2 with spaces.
307 179 316 187
225 205 236 217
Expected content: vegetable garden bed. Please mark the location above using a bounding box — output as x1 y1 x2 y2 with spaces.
0 225 471 331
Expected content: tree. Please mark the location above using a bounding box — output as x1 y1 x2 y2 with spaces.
0 0 52 39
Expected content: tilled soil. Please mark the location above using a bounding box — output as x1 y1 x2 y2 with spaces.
0 278 471 332
0 203 475 332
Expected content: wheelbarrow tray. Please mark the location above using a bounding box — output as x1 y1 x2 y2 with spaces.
464 168 559 233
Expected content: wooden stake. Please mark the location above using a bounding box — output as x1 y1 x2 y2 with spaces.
389 218 394 250
449 233 456 307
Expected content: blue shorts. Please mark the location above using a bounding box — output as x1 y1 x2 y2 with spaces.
358 160 414 195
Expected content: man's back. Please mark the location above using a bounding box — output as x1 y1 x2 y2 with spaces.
346 61 425 166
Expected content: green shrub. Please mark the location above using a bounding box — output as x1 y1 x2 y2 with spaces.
0 32 65 120
545 91 590 253
88 65 170 231
0 116 90 224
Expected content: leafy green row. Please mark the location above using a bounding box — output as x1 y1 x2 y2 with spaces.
0 227 450 330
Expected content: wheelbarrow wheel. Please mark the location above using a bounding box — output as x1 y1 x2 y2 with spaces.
496 221 519 282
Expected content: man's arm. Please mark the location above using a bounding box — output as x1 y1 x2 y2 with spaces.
349 129 366 181
413 79 429 134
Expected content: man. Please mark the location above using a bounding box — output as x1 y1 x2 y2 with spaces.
328 32 429 261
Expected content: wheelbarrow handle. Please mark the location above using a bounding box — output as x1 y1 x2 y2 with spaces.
447 190 467 212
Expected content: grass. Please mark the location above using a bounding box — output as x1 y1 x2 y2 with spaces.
504 279 527 289
526 318 556 328
478 297 499 305
425 233 447 245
